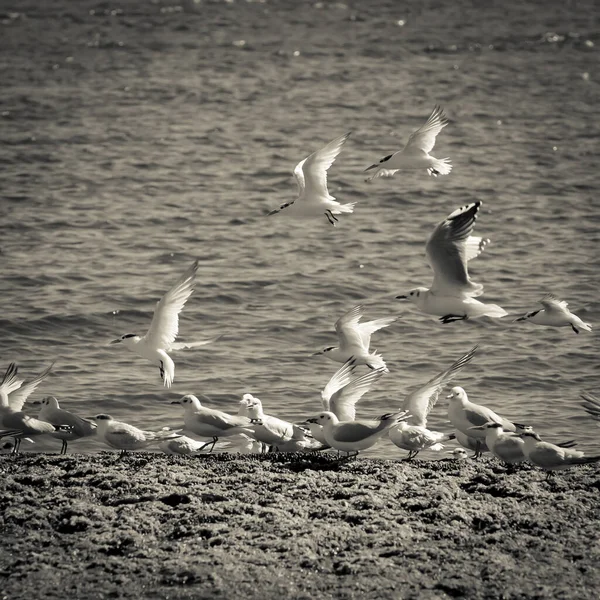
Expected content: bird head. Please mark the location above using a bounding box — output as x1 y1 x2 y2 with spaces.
312 347 336 357
172 395 201 409
306 412 335 426
447 386 467 401
110 334 140 346
519 430 542 443
34 396 60 409
396 287 427 304
468 421 502 432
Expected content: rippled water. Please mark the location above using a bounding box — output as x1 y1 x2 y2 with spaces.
1 0 598 456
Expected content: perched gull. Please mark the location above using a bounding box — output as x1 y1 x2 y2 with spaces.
469 422 527 465
0 362 59 452
91 414 181 455
32 396 97 454
447 386 518 457
389 347 476 459
312 305 398 371
159 433 208 455
519 430 600 478
268 132 355 226
455 430 489 456
515 294 592 334
364 106 452 181
111 260 203 387
396 201 508 323
171 394 254 452
581 392 600 422
306 410 410 457
307 358 386 444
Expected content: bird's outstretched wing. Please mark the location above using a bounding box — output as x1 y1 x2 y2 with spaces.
321 358 357 410
143 260 198 350
539 294 569 313
330 368 386 422
403 106 449 154
335 305 368 351
8 363 54 411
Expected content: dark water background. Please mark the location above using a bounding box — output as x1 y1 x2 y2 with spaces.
0 0 598 456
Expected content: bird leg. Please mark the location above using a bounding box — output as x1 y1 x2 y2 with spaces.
571 325 579 334
439 314 467 324
61 440 68 455
206 437 218 453
11 438 20 454
324 210 338 226
427 168 440 177
159 360 165 381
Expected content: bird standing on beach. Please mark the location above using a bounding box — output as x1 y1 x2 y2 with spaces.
110 260 200 387
32 396 96 454
389 347 476 459
468 422 527 466
268 132 355 226
364 105 452 181
312 305 397 371
396 201 507 323
515 294 592 334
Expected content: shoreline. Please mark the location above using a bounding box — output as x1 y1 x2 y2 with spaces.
1 453 599 599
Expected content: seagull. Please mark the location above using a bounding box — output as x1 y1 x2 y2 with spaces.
396 201 508 323
267 132 355 226
455 430 489 456
312 305 398 371
110 260 201 387
158 434 208 455
515 294 592 334
519 430 600 478
389 346 477 459
581 392 600 422
447 386 518 457
171 394 254 452
31 396 97 454
468 422 527 465
306 410 410 457
0 362 59 452
91 414 181 455
364 105 452 181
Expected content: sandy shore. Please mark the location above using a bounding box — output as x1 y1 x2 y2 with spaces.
1 453 599 599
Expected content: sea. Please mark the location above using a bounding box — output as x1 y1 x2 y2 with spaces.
0 0 598 457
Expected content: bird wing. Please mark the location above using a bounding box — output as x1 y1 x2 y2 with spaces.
357 316 398 348
581 392 600 421
0 363 23 406
335 305 368 352
8 363 53 411
426 201 485 298
403 346 477 427
198 409 251 432
2 413 55 434
301 132 351 202
539 294 569 314
464 236 489 262
332 421 380 443
403 106 449 154
143 260 198 350
528 443 566 467
321 358 357 409
330 368 386 422
169 335 222 351
293 157 307 196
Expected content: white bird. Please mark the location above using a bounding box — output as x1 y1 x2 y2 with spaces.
158 433 208 455
312 305 397 371
455 430 489 456
172 394 254 452
446 448 469 459
91 414 181 455
515 294 592 334
244 396 306 449
0 362 58 452
306 410 409 457
364 105 452 181
267 132 355 226
519 430 600 478
31 396 97 454
389 347 476 459
581 392 600 422
220 434 267 455
396 201 508 323
469 422 527 465
110 260 201 387
274 426 328 453
447 386 518 457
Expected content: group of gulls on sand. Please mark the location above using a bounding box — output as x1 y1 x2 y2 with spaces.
1 107 596 478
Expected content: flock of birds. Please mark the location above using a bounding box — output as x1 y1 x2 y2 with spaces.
1 106 597 479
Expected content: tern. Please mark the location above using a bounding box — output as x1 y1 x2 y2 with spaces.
364 105 452 181
396 201 508 323
110 260 200 387
268 132 355 226
515 294 591 334
312 305 397 371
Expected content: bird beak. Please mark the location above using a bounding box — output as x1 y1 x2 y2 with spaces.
109 338 121 345
267 208 279 216
396 295 408 300
311 351 322 356
468 425 486 431
31 401 41 405
446 393 453 399
364 163 378 172
170 400 181 405
306 417 318 424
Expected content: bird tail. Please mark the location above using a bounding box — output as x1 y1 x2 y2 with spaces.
428 158 452 176
367 351 388 373
572 317 592 333
466 302 508 319
160 353 175 388
571 455 600 465
331 202 356 215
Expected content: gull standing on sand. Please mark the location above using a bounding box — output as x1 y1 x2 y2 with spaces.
91 414 180 455
389 347 476 459
306 410 409 457
312 305 397 371
110 260 210 387
32 396 96 454
364 105 452 181
447 386 518 457
396 201 508 323
268 132 355 226
172 394 254 452
0 362 59 452
519 430 600 478
307 358 387 444
515 294 592 334
158 433 209 455
468 422 527 466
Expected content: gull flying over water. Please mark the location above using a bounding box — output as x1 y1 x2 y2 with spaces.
268 132 355 226
396 201 508 323
364 105 452 181
110 260 212 387
515 294 591 334
312 305 397 371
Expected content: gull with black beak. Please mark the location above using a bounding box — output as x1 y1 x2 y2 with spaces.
268 132 355 226
515 294 591 334
110 260 215 387
468 422 527 466
396 201 507 323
